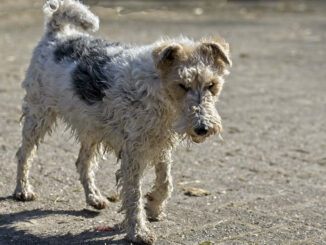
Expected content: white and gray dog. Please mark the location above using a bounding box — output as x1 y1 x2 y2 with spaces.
14 0 231 243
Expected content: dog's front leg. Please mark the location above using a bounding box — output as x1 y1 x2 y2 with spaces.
119 148 156 244
145 150 173 221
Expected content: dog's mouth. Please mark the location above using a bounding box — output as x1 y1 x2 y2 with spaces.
185 130 210 144
190 134 207 143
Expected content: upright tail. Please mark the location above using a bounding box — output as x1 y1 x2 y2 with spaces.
43 0 99 34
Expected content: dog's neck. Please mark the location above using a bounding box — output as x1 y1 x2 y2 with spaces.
126 45 178 114
120 47 179 141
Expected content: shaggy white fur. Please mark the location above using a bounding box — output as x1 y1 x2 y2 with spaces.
14 0 231 244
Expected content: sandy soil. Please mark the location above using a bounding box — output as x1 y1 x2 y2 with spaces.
0 0 326 244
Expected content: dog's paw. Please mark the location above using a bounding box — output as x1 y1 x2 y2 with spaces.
14 189 37 201
87 195 109 210
147 211 167 222
127 229 156 245
145 195 166 221
146 205 167 221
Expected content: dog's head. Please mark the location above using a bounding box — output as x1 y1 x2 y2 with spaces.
153 37 231 143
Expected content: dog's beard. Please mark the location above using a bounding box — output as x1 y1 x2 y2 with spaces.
173 116 222 143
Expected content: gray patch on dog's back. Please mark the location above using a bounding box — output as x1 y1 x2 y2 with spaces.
54 36 126 105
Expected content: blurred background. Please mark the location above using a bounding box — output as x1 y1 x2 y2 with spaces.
0 0 326 244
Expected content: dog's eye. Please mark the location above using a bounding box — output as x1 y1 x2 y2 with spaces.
207 83 215 90
178 84 189 92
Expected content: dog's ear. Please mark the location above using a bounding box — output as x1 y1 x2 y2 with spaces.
152 43 183 69
199 38 232 69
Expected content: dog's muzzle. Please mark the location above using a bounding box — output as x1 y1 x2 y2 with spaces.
189 120 222 143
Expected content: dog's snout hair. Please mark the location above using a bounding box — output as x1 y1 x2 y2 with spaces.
190 100 222 139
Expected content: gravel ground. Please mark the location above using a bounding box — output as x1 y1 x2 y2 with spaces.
0 0 326 244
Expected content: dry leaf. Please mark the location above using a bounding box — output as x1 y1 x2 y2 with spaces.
199 241 214 245
54 197 65 203
184 188 211 197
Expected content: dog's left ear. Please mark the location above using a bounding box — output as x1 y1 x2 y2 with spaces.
152 43 183 70
199 38 232 69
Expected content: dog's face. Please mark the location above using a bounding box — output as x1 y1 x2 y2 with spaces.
153 38 231 143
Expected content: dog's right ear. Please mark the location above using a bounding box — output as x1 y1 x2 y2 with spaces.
152 43 183 69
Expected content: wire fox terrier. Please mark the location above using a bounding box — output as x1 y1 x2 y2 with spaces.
14 0 232 243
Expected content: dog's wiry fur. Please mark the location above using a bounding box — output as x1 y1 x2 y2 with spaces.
14 0 231 244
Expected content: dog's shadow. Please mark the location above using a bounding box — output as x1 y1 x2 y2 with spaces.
0 196 128 245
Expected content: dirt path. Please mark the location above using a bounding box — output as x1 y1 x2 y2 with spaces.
1 1 326 244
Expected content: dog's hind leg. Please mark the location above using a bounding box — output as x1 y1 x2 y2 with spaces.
75 142 109 210
145 150 173 221
14 105 56 201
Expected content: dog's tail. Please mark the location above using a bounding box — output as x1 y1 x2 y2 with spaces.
43 0 99 35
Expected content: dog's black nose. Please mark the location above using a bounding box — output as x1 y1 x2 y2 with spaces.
194 125 209 136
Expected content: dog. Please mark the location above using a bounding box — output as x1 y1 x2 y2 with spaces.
14 0 232 243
